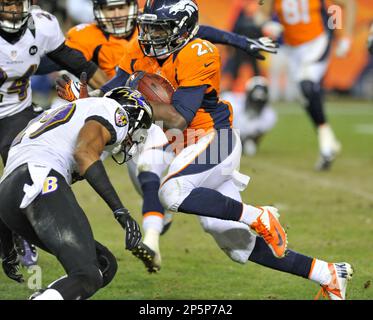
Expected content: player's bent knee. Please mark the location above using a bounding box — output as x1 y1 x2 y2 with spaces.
159 179 190 213
74 265 104 299
95 242 118 288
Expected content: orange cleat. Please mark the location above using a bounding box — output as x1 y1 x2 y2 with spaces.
250 206 288 258
315 262 354 300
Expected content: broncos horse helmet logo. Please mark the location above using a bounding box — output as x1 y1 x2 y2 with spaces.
169 0 198 17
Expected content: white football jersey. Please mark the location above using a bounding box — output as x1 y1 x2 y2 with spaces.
0 6 65 119
3 97 129 184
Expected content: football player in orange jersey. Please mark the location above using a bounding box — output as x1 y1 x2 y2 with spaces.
40 0 278 81
85 0 352 300
258 0 356 170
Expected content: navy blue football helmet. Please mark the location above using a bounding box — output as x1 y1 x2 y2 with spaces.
92 0 138 38
137 0 199 59
0 0 31 34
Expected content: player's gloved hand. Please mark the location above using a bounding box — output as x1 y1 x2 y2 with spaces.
125 71 146 90
245 37 279 60
2 248 24 283
335 37 352 58
56 72 89 102
114 208 142 250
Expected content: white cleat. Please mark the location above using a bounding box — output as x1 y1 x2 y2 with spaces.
316 125 342 171
315 262 354 300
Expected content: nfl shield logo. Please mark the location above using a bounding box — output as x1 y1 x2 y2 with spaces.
10 50 17 61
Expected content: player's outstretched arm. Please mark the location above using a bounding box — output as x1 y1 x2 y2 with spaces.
334 0 356 57
48 43 109 88
74 121 142 250
198 25 278 60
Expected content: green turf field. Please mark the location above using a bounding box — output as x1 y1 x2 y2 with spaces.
0 100 372 300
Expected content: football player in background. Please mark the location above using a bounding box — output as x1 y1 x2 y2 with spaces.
258 0 356 171
0 87 149 300
221 76 277 156
62 0 353 300
0 0 107 267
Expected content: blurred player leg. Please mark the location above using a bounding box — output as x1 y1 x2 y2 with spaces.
289 34 341 170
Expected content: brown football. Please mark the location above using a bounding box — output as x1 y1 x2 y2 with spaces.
137 73 175 104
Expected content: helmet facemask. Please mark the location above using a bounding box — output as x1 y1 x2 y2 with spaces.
137 13 199 59
104 87 153 164
0 0 30 34
94 0 138 38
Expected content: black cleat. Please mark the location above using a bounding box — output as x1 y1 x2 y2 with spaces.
315 154 334 171
132 242 161 274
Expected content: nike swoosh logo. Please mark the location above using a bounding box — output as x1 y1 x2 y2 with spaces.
275 227 283 247
204 62 214 68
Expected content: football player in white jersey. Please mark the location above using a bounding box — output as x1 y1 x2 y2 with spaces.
0 87 152 300
221 77 277 156
0 0 107 265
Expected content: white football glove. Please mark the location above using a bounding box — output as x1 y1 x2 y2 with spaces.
335 37 352 58
245 37 279 60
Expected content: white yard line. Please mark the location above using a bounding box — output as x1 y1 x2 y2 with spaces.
355 124 373 135
253 161 373 203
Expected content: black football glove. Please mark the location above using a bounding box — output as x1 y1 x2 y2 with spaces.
114 208 142 250
2 248 24 283
245 37 279 60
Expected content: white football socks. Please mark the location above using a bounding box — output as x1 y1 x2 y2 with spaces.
143 215 163 234
239 204 263 226
309 259 331 286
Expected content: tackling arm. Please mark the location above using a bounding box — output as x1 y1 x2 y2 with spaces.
48 43 109 88
74 120 141 250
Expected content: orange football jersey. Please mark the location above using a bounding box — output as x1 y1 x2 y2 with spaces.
119 38 233 146
274 0 327 46
66 23 138 79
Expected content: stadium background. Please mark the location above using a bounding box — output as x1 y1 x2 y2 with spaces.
0 0 372 300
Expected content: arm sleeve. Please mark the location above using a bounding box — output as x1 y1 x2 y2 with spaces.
47 43 98 80
172 85 207 125
35 55 62 75
197 25 248 51
101 68 130 94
